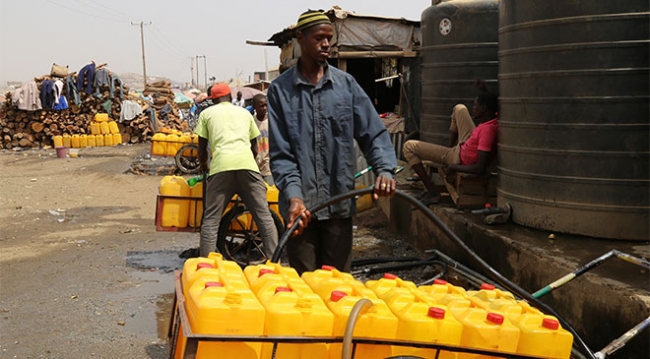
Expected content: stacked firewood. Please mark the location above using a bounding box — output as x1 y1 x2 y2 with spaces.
0 70 189 149
143 80 189 133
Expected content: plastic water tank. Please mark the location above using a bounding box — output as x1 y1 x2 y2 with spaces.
420 0 499 144
498 0 649 240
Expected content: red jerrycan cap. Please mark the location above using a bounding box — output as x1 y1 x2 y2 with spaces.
383 273 398 280
196 262 214 270
542 318 559 330
258 268 274 277
204 281 223 288
330 291 348 302
480 283 496 290
275 287 292 294
321 265 336 271
487 312 504 325
428 307 446 319
433 279 448 285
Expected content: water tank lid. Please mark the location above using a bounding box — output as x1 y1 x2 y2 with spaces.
321 265 336 271
433 279 448 285
383 273 398 280
274 286 292 294
204 281 223 288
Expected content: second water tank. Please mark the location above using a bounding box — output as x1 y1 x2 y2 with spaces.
420 0 499 144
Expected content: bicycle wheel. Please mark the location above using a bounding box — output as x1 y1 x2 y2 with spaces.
175 144 201 174
216 205 284 267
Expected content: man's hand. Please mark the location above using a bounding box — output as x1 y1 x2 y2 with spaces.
442 166 457 184
373 175 396 200
199 160 209 174
287 198 311 237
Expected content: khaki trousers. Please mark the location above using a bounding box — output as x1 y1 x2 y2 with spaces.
403 104 475 166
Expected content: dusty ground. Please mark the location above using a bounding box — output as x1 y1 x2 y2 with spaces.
0 144 429 359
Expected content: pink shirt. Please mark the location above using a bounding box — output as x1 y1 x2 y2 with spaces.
460 118 498 165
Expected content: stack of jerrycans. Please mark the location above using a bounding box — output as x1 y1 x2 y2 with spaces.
367 274 463 358
302 265 397 359
244 262 333 359
418 282 519 359
178 253 264 359
466 284 573 359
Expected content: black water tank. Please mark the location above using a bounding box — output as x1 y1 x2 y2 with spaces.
420 0 499 144
498 1 650 240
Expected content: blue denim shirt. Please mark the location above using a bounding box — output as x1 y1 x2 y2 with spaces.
268 63 397 220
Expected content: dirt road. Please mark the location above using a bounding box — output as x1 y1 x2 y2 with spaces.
0 144 421 359
0 145 197 358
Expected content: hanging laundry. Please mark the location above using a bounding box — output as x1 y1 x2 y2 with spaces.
76 63 96 95
110 73 124 100
65 75 80 105
11 81 42 111
53 80 64 105
101 99 113 114
119 100 143 122
94 68 111 98
53 95 68 110
40 79 55 108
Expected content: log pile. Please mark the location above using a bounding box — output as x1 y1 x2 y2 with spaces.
143 80 190 133
0 68 190 149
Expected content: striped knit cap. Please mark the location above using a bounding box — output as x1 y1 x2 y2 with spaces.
295 10 332 33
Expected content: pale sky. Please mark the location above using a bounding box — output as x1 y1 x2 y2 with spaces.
0 0 430 87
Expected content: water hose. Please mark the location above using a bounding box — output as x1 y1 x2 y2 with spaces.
270 188 596 359
342 298 373 359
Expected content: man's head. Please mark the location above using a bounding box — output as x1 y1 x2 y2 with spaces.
236 91 243 100
473 92 499 119
252 94 267 120
210 83 232 104
295 10 333 65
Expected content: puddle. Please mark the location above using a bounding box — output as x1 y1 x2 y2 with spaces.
114 250 188 341
126 250 187 273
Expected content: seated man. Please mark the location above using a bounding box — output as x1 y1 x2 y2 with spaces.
403 85 498 205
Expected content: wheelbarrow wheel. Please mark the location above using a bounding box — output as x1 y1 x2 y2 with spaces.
175 144 201 174
216 205 284 267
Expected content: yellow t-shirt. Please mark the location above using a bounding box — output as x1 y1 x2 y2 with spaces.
194 102 260 176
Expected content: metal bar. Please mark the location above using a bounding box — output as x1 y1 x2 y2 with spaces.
595 316 650 358
613 250 650 270
354 166 372 179
533 250 650 298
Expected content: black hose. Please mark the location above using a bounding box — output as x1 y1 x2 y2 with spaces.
351 258 446 276
270 188 596 359
352 256 421 267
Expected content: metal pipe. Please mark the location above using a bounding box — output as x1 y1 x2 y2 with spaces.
342 298 373 359
533 249 650 298
270 188 597 359
594 316 650 359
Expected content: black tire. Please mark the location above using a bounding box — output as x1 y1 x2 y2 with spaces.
216 205 284 267
175 144 201 174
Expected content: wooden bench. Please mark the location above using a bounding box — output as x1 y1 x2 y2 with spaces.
437 167 491 209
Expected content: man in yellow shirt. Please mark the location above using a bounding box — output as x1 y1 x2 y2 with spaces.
194 83 278 258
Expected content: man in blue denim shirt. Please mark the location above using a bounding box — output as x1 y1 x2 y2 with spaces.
268 10 397 274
